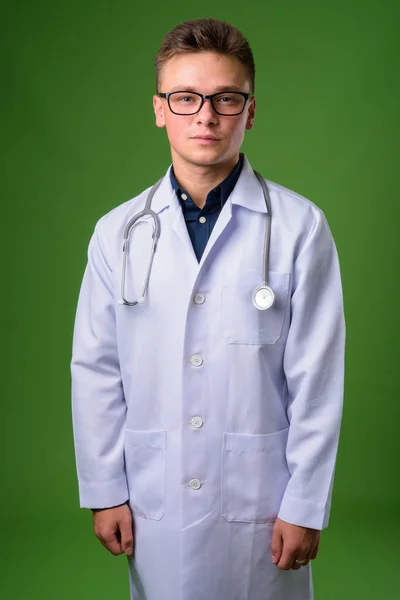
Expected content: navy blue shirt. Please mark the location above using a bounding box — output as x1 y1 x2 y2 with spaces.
170 154 244 261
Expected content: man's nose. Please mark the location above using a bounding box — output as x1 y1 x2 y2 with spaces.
196 98 218 122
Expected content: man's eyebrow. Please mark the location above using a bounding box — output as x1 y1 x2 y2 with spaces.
168 85 246 93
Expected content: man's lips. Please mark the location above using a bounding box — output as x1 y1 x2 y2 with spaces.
192 135 220 141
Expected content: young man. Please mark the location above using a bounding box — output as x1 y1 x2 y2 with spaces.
71 18 346 600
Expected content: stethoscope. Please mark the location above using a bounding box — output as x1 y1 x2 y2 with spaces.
120 170 275 311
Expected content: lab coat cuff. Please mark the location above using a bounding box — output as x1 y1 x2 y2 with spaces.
78 476 129 510
277 491 331 530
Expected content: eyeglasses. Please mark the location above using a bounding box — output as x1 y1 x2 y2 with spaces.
158 91 251 116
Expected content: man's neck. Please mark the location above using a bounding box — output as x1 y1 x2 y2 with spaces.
171 153 240 209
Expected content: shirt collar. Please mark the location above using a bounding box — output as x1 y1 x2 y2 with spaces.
169 153 244 211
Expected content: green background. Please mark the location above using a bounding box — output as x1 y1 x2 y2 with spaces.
1 0 399 598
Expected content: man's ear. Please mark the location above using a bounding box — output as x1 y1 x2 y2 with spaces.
153 95 166 128
245 96 256 131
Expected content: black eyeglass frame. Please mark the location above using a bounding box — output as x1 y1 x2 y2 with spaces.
158 91 252 116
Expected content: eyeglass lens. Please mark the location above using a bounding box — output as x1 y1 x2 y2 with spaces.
168 92 245 115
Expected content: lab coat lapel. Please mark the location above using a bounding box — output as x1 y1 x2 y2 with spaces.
198 155 265 268
168 190 199 272
198 200 233 268
151 170 199 272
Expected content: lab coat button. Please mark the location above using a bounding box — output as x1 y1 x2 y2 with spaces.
191 416 203 428
190 478 202 490
191 355 203 367
194 293 206 304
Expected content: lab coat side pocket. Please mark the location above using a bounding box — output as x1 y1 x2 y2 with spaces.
221 428 290 523
124 429 167 521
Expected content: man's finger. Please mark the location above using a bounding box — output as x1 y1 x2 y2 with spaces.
276 544 299 570
101 531 123 556
291 556 309 570
310 538 320 560
119 514 134 555
270 525 283 565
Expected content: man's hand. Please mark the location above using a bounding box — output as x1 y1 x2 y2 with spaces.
93 504 134 556
271 517 320 570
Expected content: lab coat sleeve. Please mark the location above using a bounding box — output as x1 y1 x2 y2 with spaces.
278 207 346 530
71 219 128 509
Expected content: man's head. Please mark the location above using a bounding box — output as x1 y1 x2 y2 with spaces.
153 19 256 169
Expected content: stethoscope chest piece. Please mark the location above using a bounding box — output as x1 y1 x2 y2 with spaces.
252 285 275 311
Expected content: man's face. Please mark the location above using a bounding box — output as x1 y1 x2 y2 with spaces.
153 52 256 167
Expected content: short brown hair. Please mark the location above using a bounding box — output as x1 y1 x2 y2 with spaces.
155 18 255 93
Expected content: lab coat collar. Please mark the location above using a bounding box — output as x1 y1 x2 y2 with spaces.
230 154 268 214
149 153 268 215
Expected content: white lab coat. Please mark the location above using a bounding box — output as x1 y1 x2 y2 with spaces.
71 154 345 600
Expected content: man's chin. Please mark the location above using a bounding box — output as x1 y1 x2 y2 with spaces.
172 146 235 168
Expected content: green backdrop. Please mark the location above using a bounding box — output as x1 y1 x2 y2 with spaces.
1 0 399 598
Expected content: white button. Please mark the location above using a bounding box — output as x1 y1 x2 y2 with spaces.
190 478 202 490
199 216 206 224
194 293 205 304
181 193 188 200
191 416 203 428
191 355 203 367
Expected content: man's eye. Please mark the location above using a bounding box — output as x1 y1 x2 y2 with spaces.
217 96 235 103
176 95 195 102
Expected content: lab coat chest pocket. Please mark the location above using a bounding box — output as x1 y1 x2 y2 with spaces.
221 427 290 523
221 271 290 344
124 429 167 520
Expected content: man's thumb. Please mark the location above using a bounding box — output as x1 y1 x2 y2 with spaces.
270 525 283 564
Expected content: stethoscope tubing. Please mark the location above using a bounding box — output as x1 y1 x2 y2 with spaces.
253 170 272 286
121 178 163 305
